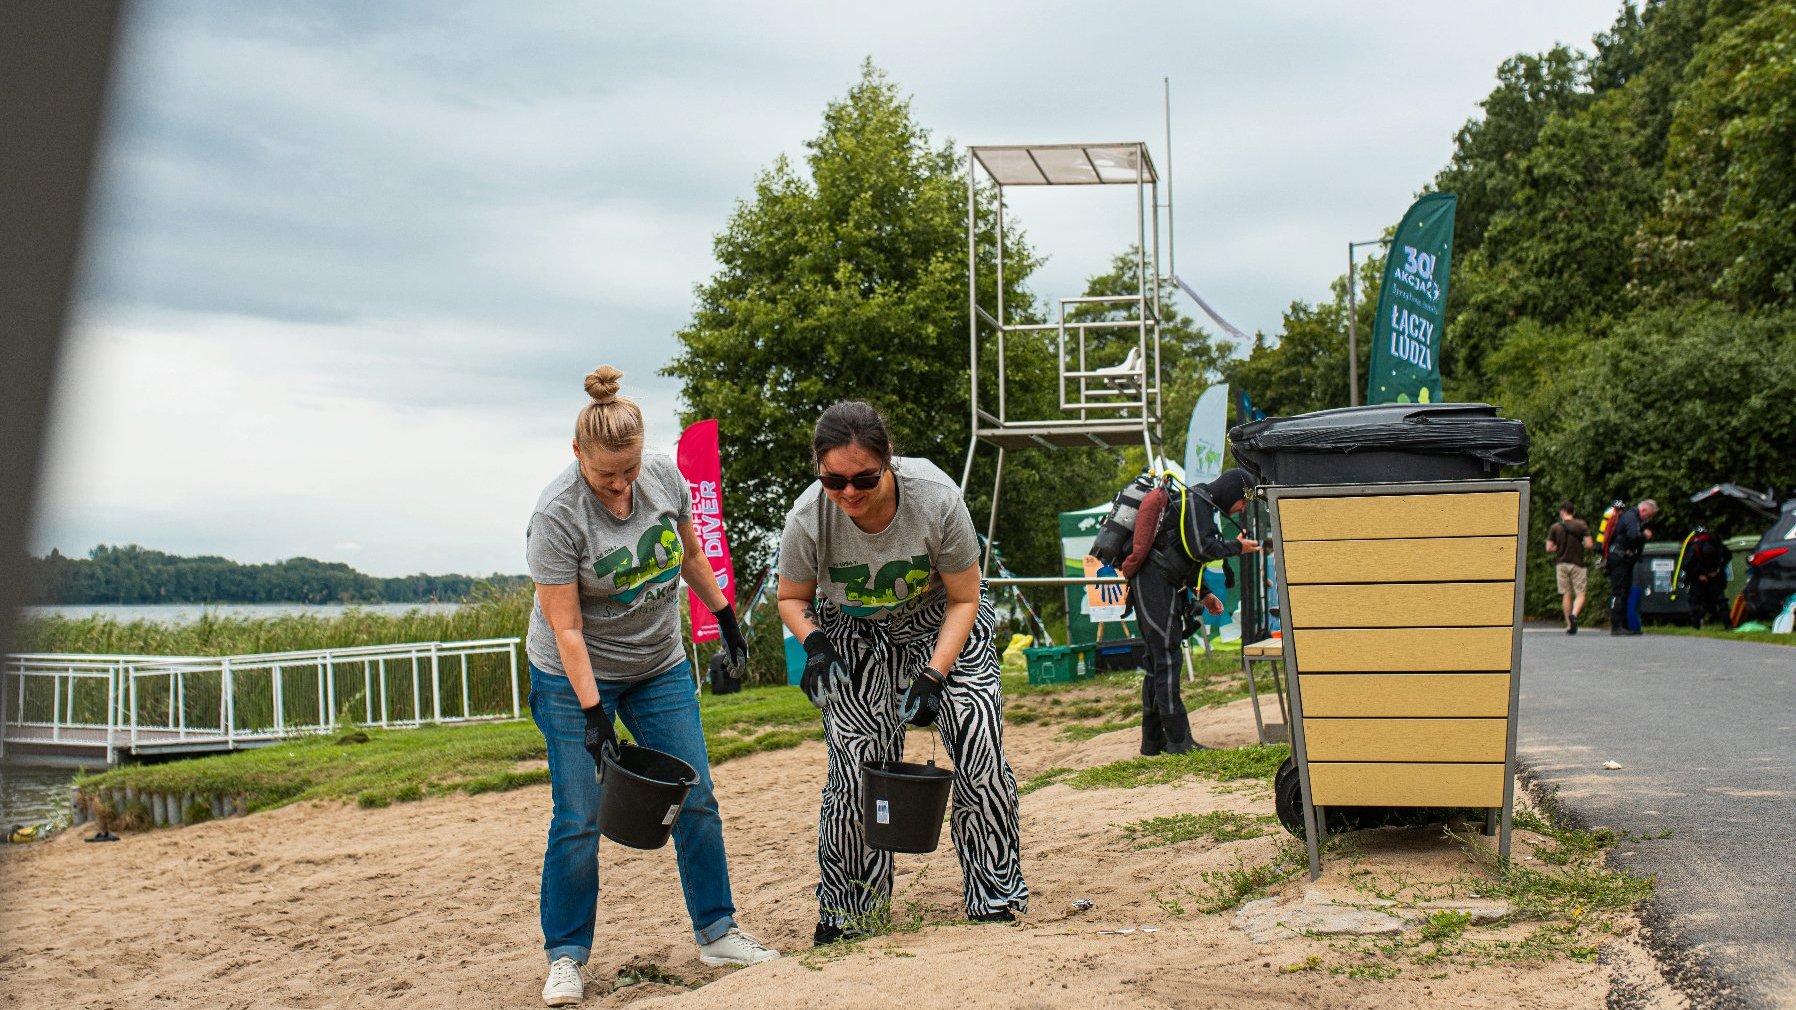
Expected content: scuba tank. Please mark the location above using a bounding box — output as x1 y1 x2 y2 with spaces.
1596 500 1625 564
1090 471 1159 567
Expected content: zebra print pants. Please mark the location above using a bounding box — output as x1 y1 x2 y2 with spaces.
814 587 1029 926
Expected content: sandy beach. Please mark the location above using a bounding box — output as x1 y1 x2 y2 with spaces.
1 697 1684 1009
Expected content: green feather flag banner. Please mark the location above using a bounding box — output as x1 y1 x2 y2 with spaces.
1369 192 1457 404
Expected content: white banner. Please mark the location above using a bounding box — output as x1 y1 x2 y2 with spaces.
1183 383 1229 486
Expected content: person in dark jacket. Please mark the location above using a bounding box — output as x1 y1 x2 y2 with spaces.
1681 526 1732 630
1606 499 1657 635
1120 468 1260 754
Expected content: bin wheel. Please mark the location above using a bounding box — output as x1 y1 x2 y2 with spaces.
1274 757 1405 837
1274 758 1305 836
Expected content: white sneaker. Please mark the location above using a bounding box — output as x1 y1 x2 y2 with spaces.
542 956 584 1006
697 927 781 966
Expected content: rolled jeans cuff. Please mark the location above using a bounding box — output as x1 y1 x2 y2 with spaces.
695 914 736 946
546 944 590 965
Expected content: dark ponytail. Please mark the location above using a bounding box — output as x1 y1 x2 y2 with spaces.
812 401 895 468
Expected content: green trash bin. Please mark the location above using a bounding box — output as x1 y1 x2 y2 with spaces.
1023 643 1097 685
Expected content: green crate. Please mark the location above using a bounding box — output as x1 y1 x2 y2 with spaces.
1023 643 1097 685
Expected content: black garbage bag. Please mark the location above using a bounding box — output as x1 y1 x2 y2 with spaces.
1229 403 1529 485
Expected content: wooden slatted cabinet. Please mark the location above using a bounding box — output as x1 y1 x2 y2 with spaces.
1267 480 1528 878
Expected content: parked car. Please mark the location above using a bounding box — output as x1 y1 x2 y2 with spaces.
1687 484 1796 623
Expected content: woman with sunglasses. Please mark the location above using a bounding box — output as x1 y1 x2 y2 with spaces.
526 366 778 1007
776 401 1028 944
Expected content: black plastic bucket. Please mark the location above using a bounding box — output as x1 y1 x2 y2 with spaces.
861 760 954 853
598 744 698 850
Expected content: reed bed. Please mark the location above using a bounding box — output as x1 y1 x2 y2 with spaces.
14 584 535 657
13 584 808 687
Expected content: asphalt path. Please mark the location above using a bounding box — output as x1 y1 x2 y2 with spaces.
1517 628 1795 1009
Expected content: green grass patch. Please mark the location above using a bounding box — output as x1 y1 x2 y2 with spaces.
1644 625 1794 647
76 680 820 819
1470 847 1656 920
1057 719 1140 742
1119 810 1276 848
1066 743 1288 791
1016 767 1075 795
1301 809 1661 981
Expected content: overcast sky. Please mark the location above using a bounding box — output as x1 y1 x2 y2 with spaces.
32 0 1623 577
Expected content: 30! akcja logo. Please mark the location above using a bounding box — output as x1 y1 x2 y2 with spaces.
1402 244 1438 280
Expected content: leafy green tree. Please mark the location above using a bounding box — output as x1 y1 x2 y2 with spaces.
1633 2 1796 308
1447 91 1656 391
1435 46 1590 258
1511 305 1796 615
1204 0 1796 624
664 63 1115 578
1533 306 1796 524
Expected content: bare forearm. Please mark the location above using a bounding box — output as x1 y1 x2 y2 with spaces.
778 597 820 640
553 628 601 709
928 599 977 674
682 553 729 612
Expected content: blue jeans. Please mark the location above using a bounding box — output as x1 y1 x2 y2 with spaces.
529 662 736 963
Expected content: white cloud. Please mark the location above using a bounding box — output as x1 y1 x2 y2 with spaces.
39 0 1626 575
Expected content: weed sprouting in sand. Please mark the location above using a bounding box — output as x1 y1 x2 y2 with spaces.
803 867 937 970
1118 810 1276 849
613 958 693 991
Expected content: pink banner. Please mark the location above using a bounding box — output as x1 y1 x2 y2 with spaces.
675 419 737 643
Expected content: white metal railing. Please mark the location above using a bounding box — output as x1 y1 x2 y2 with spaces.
1 639 521 764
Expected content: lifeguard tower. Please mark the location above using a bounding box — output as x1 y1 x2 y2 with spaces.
959 142 1166 571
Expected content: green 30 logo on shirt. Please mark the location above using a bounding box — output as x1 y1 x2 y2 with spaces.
591 518 683 604
829 554 932 616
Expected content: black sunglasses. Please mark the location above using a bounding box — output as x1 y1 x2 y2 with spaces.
818 466 884 492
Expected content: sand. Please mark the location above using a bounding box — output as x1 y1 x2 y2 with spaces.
0 696 1685 1009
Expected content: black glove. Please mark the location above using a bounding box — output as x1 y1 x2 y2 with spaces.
801 631 847 709
583 703 617 767
1179 587 1209 640
900 666 946 727
713 604 748 673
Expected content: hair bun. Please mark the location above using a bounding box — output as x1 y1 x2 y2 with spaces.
584 365 624 404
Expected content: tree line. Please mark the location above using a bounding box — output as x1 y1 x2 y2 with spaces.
1228 0 1794 524
1224 0 1795 612
27 545 529 605
661 5 1793 623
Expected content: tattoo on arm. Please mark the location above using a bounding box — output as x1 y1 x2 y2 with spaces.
802 605 817 625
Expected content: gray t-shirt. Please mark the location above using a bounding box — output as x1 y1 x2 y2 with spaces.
778 457 979 621
525 453 693 681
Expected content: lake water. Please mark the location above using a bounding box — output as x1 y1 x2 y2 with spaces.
18 602 463 625
1 765 76 828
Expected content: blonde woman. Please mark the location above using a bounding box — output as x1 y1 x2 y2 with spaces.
526 366 777 1006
